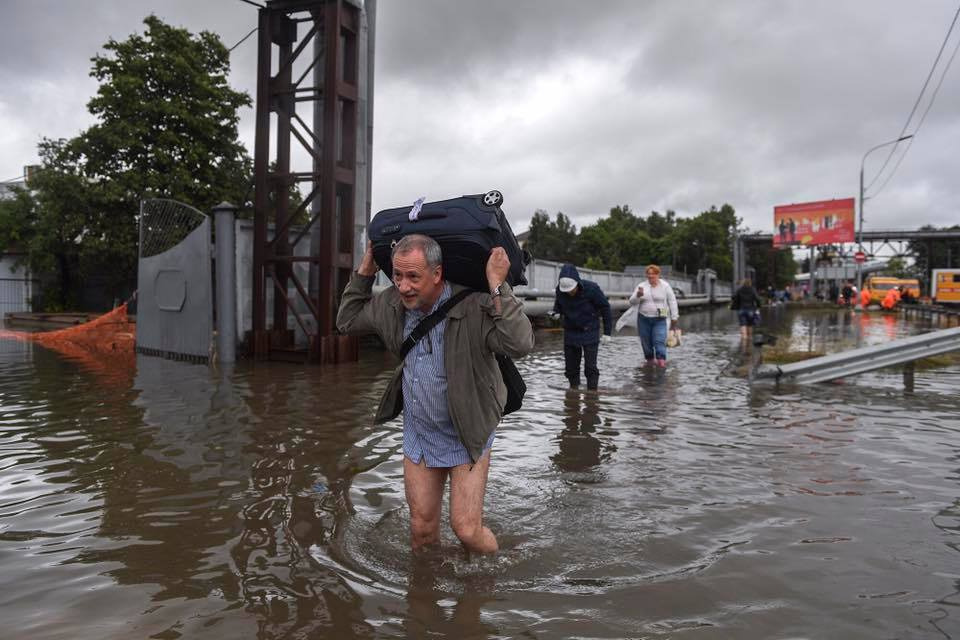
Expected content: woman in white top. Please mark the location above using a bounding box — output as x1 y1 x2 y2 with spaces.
628 264 680 367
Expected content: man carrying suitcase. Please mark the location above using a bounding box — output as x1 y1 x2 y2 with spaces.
337 235 534 555
552 264 613 390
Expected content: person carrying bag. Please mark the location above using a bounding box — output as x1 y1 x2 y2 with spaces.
399 290 526 415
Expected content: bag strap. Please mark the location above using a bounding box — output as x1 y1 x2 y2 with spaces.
399 289 474 358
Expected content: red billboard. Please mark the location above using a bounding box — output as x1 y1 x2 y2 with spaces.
773 198 855 247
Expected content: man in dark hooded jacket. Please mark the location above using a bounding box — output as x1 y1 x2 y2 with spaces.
552 264 613 390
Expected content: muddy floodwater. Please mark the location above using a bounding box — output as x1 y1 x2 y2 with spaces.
1 306 959 639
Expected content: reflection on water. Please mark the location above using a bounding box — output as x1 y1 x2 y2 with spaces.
1 307 959 638
552 390 618 477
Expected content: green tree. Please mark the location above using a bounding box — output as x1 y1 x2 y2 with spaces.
523 201 744 278
669 204 739 280
525 209 578 263
0 140 94 309
79 16 252 289
643 209 677 239
1 16 253 309
746 244 798 289
883 256 913 278
576 204 654 271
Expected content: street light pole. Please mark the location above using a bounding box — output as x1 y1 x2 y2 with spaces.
855 134 913 310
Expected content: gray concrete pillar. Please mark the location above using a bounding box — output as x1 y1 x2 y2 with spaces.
214 202 238 364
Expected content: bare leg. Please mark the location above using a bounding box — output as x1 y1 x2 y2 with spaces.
404 457 447 550
449 450 498 554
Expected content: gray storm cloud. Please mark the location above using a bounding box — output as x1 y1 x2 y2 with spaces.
1 0 957 234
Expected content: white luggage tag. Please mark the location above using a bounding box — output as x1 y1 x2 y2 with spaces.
408 197 426 221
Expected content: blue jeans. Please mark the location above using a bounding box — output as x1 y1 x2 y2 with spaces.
638 315 668 360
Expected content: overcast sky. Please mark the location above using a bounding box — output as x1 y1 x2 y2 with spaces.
2 0 959 237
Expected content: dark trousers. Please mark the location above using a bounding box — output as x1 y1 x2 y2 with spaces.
564 343 599 390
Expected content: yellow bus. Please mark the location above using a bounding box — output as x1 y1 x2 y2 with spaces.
932 269 960 304
864 276 901 305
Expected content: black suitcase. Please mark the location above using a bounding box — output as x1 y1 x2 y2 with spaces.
368 190 530 291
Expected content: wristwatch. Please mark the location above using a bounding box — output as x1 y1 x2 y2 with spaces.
490 282 503 297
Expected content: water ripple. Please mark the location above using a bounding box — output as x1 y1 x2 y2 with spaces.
1 308 959 638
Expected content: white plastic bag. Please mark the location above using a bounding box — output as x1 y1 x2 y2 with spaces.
615 305 638 333
666 328 682 348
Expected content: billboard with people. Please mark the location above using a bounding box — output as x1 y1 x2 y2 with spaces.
773 198 855 247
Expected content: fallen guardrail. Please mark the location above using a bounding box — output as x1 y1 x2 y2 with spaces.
753 325 960 384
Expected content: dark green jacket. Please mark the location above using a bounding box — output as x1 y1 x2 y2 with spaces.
336 273 535 462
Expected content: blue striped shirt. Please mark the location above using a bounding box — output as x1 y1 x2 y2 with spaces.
401 282 495 467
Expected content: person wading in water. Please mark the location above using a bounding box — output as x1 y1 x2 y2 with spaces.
337 235 534 554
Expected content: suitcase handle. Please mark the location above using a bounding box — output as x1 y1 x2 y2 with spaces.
413 211 447 221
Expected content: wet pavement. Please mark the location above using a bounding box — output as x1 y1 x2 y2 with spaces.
1 305 958 639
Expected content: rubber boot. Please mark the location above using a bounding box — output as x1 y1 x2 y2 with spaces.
586 375 599 391
656 358 667 368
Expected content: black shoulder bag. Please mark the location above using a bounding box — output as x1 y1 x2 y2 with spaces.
399 290 526 416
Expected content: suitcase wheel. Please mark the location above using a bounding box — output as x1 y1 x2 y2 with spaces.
482 190 504 207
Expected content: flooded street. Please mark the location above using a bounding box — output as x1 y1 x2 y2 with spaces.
1 307 959 639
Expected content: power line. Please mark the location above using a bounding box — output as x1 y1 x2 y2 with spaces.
229 0 263 52
229 26 259 52
869 26 960 199
865 1 960 192
1 174 26 184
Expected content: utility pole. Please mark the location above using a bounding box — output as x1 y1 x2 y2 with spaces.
856 134 913 310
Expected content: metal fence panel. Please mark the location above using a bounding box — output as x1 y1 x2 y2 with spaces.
0 277 35 316
136 200 212 361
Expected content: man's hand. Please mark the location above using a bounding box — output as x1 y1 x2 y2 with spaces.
601 334 612 345
486 246 510 292
358 240 378 276
670 320 679 330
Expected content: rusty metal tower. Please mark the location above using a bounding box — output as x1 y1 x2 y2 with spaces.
251 0 374 363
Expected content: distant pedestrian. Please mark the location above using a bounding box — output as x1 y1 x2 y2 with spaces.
881 286 901 310
553 264 613 390
730 278 763 340
900 285 915 305
841 281 854 306
628 264 680 367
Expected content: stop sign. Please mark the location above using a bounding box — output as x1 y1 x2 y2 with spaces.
854 251 866 263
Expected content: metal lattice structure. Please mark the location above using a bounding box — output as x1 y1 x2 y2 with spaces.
734 228 960 291
251 0 374 363
140 199 209 259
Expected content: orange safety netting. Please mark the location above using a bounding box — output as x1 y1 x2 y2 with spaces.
1 303 136 354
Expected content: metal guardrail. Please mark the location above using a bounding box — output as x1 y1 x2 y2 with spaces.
753 325 960 384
